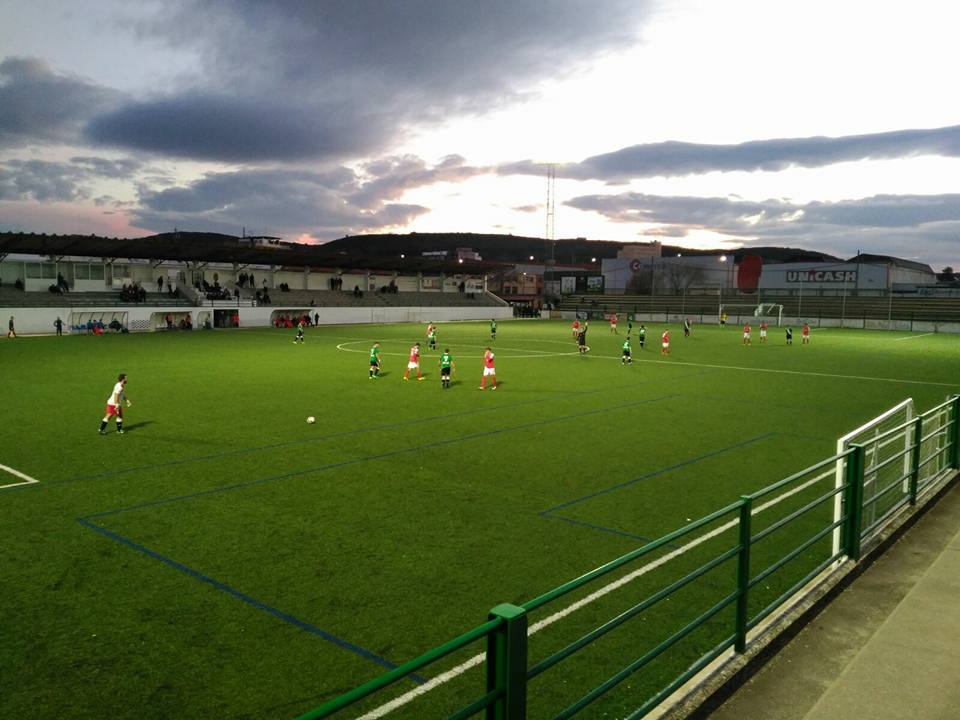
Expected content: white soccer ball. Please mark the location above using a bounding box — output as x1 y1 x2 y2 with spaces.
307 416 316 424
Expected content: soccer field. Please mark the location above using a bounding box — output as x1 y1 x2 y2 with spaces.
1 320 957 719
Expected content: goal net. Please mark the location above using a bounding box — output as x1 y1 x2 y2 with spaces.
756 303 784 326
833 398 914 555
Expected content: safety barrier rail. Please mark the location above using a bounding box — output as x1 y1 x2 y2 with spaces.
296 397 959 720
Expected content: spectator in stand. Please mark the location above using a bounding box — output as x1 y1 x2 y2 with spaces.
248 273 255 287
157 276 164 293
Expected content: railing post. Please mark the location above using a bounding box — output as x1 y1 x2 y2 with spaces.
486 603 527 720
950 396 960 470
909 417 923 505
844 444 866 561
734 496 752 653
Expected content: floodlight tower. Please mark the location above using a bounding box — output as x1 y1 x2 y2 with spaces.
544 163 556 266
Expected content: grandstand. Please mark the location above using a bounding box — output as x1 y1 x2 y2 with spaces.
0 232 512 334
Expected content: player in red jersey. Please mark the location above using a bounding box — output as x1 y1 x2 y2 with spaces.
660 328 670 355
802 323 811 345
479 347 497 389
759 321 768 343
609 313 618 334
572 318 581 338
742 322 752 345
403 342 423 380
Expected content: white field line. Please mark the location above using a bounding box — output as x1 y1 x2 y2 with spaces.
0 463 40 490
358 467 834 719
256 330 956 387
334 340 577 360
578 352 958 388
892 333 935 342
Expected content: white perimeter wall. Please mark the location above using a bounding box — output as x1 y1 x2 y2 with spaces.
1 304 513 335
557 310 960 335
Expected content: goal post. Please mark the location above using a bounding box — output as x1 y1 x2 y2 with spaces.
833 398 914 557
756 303 784 326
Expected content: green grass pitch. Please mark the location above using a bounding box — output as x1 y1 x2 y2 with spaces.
1 320 956 719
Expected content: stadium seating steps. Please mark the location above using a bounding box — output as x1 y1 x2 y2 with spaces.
0 287 193 308
256 288 505 308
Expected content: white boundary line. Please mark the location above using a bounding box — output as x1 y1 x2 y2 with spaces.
0 463 40 490
357 467 834 719
892 332 935 342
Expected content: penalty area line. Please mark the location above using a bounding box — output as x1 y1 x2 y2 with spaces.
354 466 835 719
0 463 40 490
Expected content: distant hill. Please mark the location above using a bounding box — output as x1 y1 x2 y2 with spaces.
1 229 843 267
322 232 842 265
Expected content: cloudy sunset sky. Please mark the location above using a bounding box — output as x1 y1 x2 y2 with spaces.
1 0 959 268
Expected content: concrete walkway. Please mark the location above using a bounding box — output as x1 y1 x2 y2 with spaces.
708 480 960 720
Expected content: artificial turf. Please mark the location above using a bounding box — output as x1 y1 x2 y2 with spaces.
1 320 957 719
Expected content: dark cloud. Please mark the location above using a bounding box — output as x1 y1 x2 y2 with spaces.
69 156 143 178
87 0 652 162
132 163 442 239
501 125 960 181
0 57 121 147
567 192 960 231
0 156 144 202
349 155 488 210
86 95 387 163
567 191 960 265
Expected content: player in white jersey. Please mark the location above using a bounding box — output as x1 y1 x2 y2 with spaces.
99 373 131 434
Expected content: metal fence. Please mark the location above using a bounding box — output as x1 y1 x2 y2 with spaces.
296 397 959 720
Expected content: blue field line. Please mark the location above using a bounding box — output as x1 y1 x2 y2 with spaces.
540 432 777 517
75 516 427 684
51 369 719 489
83 393 679 521
540 513 659 544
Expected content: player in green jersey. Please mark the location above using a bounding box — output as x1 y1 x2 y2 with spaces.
428 327 437 350
369 342 381 378
439 349 455 388
621 338 632 365
294 320 305 344
490 319 497 340
638 324 646 349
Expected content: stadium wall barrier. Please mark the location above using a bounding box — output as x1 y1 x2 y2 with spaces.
0 304 513 334
557 310 960 334
295 397 959 720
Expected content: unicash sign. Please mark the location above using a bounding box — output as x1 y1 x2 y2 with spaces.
786 270 857 283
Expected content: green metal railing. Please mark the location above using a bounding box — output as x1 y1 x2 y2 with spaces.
296 397 959 720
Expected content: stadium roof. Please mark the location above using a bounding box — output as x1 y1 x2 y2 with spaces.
848 253 934 274
0 231 510 274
